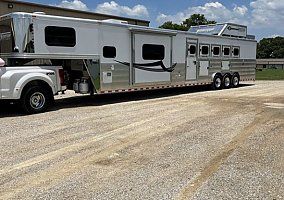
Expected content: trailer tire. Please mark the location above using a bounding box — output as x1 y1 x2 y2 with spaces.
20 86 51 114
212 74 223 90
231 73 240 88
222 74 231 89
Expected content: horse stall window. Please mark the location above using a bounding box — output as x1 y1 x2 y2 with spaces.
200 45 209 56
103 46 116 58
45 26 76 47
212 46 220 56
223 46 231 57
232 47 240 57
142 44 165 60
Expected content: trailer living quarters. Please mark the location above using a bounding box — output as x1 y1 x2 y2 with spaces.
0 12 256 113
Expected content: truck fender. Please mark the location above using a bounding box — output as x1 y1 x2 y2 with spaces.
13 73 56 99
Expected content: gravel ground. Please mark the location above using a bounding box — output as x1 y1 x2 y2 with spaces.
0 81 283 200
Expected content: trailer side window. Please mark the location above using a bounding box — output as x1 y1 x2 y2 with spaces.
103 46 116 58
45 26 76 47
233 47 240 57
142 44 165 60
223 46 231 56
212 46 220 56
200 45 209 56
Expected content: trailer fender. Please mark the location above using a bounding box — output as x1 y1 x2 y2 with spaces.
211 72 222 82
13 73 56 99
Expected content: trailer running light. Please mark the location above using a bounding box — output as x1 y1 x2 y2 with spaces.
59 69 65 86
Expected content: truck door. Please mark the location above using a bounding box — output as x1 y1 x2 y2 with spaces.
133 33 172 84
186 39 198 81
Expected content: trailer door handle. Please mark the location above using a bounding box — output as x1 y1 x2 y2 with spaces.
193 61 197 65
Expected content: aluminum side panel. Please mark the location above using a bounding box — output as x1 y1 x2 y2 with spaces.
100 63 130 90
171 63 186 84
230 60 256 80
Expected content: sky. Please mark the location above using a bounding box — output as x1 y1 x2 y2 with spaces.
27 0 284 41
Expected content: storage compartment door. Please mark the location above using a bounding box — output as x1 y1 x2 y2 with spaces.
133 34 172 84
222 61 230 70
199 61 209 76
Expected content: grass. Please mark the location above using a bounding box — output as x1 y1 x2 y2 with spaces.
256 69 284 80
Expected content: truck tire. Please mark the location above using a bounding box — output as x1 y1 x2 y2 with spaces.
20 86 51 114
231 73 240 88
222 74 231 89
212 74 222 90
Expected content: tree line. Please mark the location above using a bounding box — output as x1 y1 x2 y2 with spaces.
159 14 216 31
257 37 284 59
159 14 284 59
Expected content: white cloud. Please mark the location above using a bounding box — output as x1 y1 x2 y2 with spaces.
156 2 248 25
155 1 284 40
54 0 89 11
95 1 149 17
233 5 248 16
250 0 284 27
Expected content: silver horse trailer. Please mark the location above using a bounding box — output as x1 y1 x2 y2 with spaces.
0 12 256 113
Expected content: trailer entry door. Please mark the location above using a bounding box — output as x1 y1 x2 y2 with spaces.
186 39 198 81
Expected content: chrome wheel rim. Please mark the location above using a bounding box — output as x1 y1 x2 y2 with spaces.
233 76 239 86
30 92 45 110
215 77 222 88
224 77 230 87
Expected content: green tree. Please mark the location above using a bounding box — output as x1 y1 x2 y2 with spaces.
182 14 216 29
159 21 187 31
159 14 216 31
257 37 284 58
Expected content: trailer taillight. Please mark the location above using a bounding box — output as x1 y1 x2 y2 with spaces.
59 69 65 86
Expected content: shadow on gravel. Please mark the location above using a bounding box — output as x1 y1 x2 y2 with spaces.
0 84 253 118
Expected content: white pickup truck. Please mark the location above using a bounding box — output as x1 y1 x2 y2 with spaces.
0 58 66 114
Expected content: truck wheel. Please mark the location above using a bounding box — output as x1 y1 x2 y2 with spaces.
231 74 240 88
20 86 51 114
212 74 222 90
222 74 231 89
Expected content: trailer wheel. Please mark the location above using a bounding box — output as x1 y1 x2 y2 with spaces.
222 74 231 89
212 74 223 90
231 74 240 88
20 86 51 114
